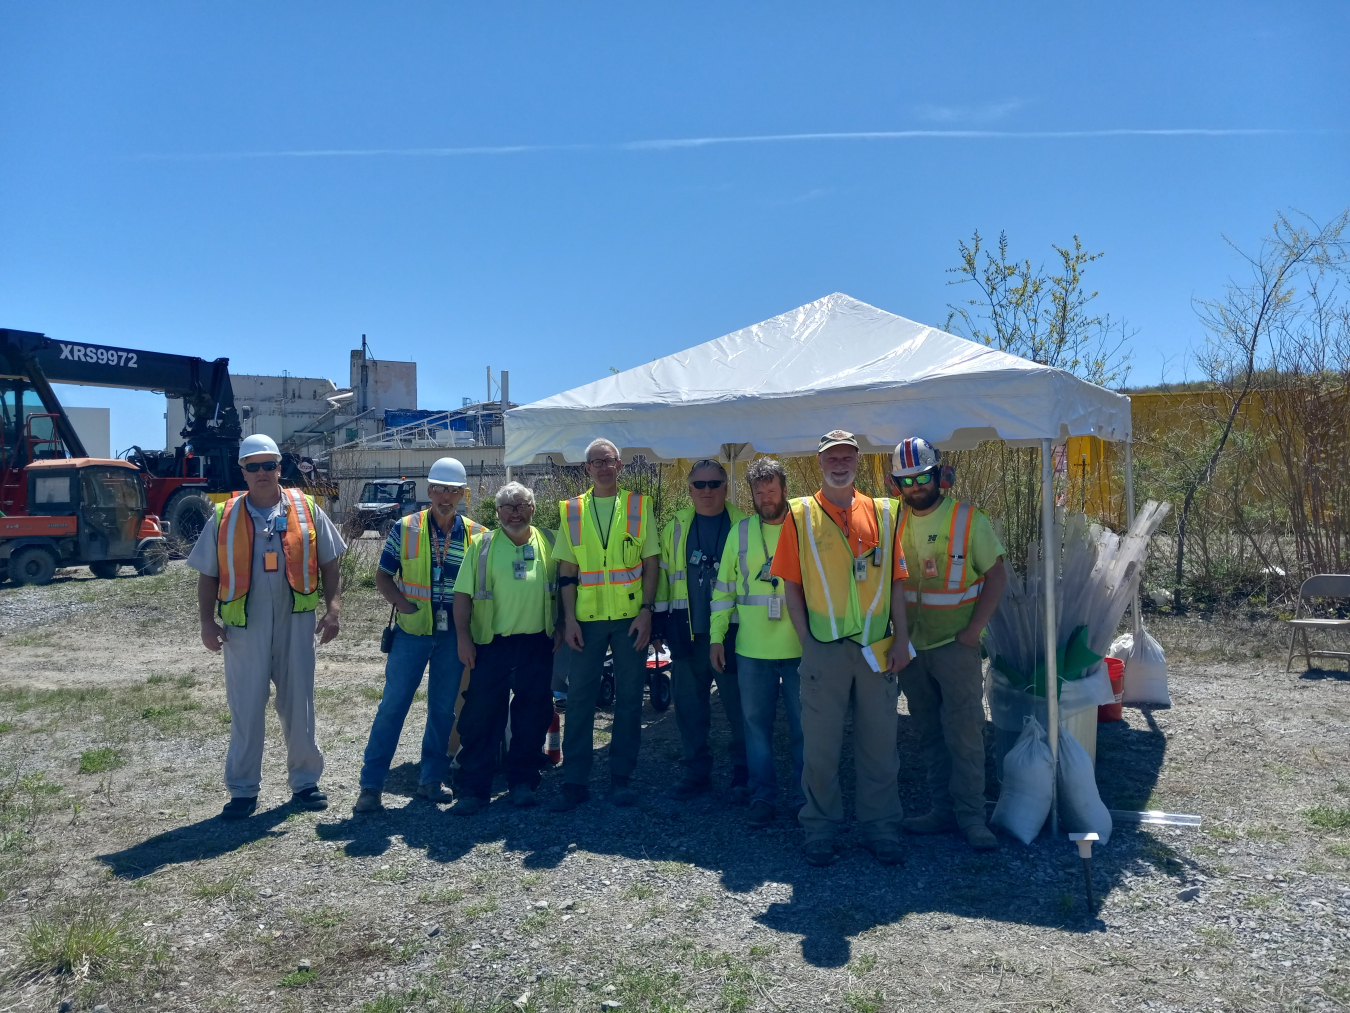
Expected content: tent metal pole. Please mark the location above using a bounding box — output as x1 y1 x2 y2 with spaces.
1042 437 1059 837
729 446 738 509
1123 436 1141 637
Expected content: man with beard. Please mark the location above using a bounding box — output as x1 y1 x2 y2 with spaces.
710 457 803 829
890 437 1007 852
655 459 751 801
770 431 913 867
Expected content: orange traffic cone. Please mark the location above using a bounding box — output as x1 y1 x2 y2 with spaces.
545 712 562 765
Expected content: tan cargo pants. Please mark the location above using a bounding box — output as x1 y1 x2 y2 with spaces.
898 639 987 829
798 638 903 844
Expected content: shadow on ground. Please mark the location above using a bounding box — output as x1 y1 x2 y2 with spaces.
98 686 1170 968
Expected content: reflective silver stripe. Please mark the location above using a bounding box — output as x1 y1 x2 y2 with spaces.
626 491 643 537
652 601 670 613
671 598 689 610
710 600 736 612
609 565 642 583
669 570 686 581
915 582 985 607
473 530 494 600
223 497 243 600
800 497 839 641
947 501 972 591
735 594 778 606
289 489 315 593
565 497 582 546
545 583 558 593
860 497 891 645
404 511 422 558
712 579 736 593
904 589 919 603
658 560 668 570
737 517 752 600
730 613 740 624
671 516 683 580
579 572 606 586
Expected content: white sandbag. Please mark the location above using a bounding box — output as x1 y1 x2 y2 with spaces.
990 716 1054 844
1112 628 1171 706
1056 725 1113 844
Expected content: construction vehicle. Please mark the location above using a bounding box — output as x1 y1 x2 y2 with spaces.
352 479 423 535
1 457 167 585
1 327 318 546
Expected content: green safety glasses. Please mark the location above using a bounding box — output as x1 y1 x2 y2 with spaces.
896 471 934 487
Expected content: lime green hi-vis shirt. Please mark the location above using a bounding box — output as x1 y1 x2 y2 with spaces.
900 498 1005 650
710 518 802 661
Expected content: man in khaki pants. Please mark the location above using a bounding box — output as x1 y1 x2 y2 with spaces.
890 437 1007 852
771 430 913 867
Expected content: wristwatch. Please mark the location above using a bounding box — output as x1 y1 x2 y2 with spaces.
639 602 655 612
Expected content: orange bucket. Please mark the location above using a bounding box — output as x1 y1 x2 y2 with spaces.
1099 657 1125 722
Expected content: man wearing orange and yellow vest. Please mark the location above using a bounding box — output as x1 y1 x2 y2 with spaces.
771 431 913 867
549 438 660 812
189 435 346 821
891 437 1007 852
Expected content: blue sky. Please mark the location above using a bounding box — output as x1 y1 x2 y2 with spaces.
3 3 1347 452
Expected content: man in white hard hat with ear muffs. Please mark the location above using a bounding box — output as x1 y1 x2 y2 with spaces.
354 456 486 813
187 434 347 820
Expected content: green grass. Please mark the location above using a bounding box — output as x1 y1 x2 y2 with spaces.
463 898 498 918
1306 806 1350 830
1327 842 1350 857
849 953 878 974
417 887 464 905
623 881 656 900
191 875 242 901
78 747 124 774
0 685 111 715
145 673 170 685
844 988 884 1012
299 905 345 928
371 864 409 884
19 910 142 978
279 968 319 987
655 860 693 876
359 686 384 702
1240 893 1275 910
520 909 553 934
0 722 13 734
519 872 543 889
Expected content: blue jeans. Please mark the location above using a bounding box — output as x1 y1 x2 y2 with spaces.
736 654 804 805
359 626 462 790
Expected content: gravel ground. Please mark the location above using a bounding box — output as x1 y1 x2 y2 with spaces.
0 562 1348 1012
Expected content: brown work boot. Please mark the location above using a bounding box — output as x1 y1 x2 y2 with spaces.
803 839 838 867
353 789 383 814
964 823 1000 851
548 783 589 813
417 781 454 804
902 809 958 835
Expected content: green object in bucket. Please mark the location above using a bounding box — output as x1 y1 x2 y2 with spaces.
992 625 1104 698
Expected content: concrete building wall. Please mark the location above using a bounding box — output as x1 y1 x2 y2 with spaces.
165 374 338 449
350 352 416 413
64 406 111 459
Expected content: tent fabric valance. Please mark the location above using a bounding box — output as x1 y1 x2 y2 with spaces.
504 292 1132 465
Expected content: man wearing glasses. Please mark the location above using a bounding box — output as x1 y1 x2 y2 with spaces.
891 437 1007 852
188 434 346 820
449 482 559 812
549 439 660 811
655 460 751 801
353 456 485 814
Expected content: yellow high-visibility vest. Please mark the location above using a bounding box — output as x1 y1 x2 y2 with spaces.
655 505 749 634
898 497 986 630
559 489 652 622
395 510 485 636
711 515 802 661
789 493 897 648
464 526 558 645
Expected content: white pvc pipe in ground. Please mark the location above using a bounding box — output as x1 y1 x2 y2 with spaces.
1042 437 1059 837
1123 436 1140 637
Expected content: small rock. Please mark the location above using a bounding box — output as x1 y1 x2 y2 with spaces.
427 925 441 938
58 1003 73 1013
94 1006 111 1013
567 843 578 852
1178 887 1201 902
513 992 531 1008
605 984 617 992
601 1002 623 1010
258 888 273 898
533 900 549 909
297 959 311 972
560 899 576 910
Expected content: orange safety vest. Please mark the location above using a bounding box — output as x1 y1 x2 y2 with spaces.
215 489 321 626
897 498 985 609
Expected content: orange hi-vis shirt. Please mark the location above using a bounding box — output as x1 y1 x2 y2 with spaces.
770 490 909 584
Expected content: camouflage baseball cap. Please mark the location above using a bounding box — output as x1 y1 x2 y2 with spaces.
817 430 859 453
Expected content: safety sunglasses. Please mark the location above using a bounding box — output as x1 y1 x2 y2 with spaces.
691 480 724 490
244 461 279 473
896 472 933 487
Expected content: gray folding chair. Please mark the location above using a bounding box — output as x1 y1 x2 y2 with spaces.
1285 574 1350 672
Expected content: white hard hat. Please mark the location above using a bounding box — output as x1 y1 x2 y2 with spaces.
238 434 282 461
892 437 941 477
428 457 468 487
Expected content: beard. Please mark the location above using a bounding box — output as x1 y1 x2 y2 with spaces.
902 481 942 510
756 499 788 522
822 467 858 489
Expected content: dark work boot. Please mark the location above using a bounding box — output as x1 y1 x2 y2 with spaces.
729 765 752 804
548 783 590 813
220 797 257 820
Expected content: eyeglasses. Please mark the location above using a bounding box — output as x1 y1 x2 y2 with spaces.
896 472 934 487
498 502 531 512
243 461 279 473
587 457 621 468
690 480 724 490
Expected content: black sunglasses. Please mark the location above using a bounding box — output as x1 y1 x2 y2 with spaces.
896 472 933 487
691 479 724 490
244 461 279 473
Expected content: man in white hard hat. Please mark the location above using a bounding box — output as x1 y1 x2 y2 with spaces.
353 457 486 813
188 434 346 820
890 437 1007 852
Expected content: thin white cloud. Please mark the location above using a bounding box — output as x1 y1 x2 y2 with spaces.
914 99 1024 123
134 127 1309 160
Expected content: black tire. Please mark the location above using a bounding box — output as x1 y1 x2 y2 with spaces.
649 669 672 712
10 546 57 587
377 517 395 538
164 492 214 552
89 560 121 579
135 541 169 576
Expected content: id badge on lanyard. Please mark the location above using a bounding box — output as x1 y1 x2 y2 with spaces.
435 609 449 632
767 595 782 621
853 556 868 582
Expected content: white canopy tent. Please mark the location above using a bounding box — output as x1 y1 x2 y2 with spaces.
506 292 1138 834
